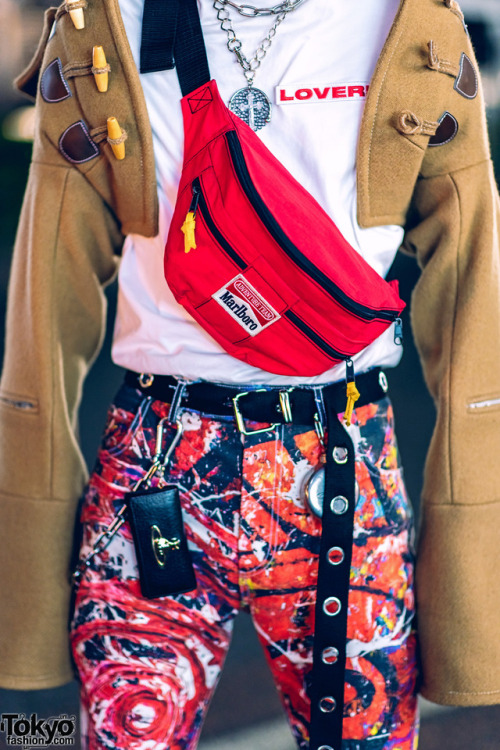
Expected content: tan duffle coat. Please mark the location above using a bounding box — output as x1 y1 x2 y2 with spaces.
1 0 499 706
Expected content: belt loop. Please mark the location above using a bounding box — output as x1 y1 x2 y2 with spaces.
167 378 189 422
278 389 293 423
312 385 327 429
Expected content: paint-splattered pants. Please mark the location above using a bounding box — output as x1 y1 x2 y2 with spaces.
70 381 419 750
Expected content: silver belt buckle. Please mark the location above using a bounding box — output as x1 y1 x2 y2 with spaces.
232 387 295 435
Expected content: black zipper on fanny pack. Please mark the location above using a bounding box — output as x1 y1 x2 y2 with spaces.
225 129 398 324
192 179 347 362
194 179 246 271
284 310 347 360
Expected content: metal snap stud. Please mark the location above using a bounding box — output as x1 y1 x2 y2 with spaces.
319 696 337 713
323 597 341 616
379 371 388 392
138 373 154 388
327 547 345 565
321 646 339 665
317 746 334 750
332 446 348 464
330 495 349 515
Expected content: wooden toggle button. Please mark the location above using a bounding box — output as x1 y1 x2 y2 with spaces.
107 117 126 160
68 2 85 29
92 46 109 92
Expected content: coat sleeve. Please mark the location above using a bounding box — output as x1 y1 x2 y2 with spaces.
0 0 158 689
402 55 500 703
355 0 500 706
0 157 121 688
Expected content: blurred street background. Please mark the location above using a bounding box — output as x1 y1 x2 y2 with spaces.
0 0 500 747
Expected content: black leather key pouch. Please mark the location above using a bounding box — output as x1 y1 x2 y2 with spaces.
125 485 197 599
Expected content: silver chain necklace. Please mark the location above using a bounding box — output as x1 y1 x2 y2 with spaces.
214 0 300 130
221 0 306 17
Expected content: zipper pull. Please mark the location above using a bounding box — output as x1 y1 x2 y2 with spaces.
181 212 197 253
394 317 403 346
344 358 360 426
189 184 200 215
181 186 200 254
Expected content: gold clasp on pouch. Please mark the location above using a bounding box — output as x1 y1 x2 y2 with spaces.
151 525 181 567
136 416 184 488
149 416 184 485
72 416 184 585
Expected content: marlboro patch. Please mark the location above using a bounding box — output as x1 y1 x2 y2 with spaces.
212 275 281 337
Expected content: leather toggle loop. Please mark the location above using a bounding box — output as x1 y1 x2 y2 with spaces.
41 58 72 103
455 53 478 99
396 110 440 137
59 120 99 163
89 125 108 144
62 60 93 78
427 43 477 100
60 56 112 93
89 122 128 158
429 111 459 147
427 41 459 78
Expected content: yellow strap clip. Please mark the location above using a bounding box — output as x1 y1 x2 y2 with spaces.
343 380 360 426
181 211 197 253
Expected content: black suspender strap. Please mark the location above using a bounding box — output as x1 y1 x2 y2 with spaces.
173 0 211 95
140 0 211 95
308 394 356 750
140 0 179 74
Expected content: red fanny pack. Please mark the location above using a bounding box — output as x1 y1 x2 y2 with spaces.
164 77 405 377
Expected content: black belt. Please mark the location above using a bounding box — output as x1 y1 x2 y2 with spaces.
124 367 389 426
125 367 390 750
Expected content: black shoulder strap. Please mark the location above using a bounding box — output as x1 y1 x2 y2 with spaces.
140 0 211 96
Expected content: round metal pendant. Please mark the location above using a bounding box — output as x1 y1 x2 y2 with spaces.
304 466 325 518
229 86 272 131
304 468 359 518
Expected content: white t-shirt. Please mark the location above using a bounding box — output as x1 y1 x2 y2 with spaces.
112 0 405 385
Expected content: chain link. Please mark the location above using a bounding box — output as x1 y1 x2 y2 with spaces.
221 0 306 16
214 0 290 85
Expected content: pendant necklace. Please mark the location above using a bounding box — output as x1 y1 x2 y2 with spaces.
213 0 306 131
